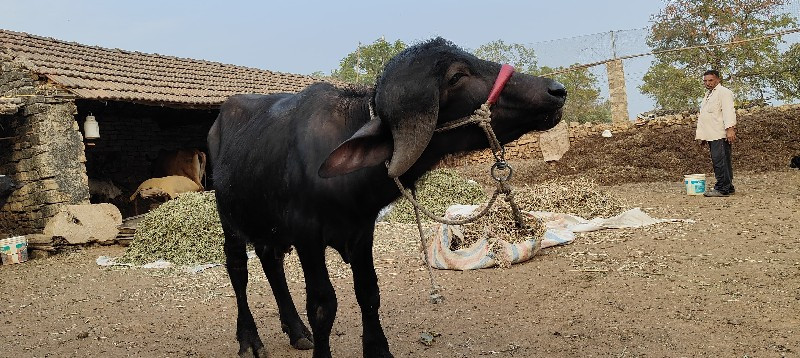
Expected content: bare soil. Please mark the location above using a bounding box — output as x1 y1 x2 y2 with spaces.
1 168 797 357
2 106 799 357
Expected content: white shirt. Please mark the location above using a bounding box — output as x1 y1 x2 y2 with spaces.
696 84 736 141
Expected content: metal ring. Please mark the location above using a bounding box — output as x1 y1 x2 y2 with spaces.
491 161 513 182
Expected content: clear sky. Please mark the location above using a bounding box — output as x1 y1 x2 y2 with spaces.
0 0 666 74
1 0 668 114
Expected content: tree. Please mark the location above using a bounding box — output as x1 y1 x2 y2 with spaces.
331 38 406 85
640 62 704 110
641 0 798 110
473 40 539 74
771 43 800 101
539 65 611 123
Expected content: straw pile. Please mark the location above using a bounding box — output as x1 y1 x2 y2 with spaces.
119 191 224 265
457 199 546 246
514 177 627 219
455 199 547 267
451 177 626 255
384 168 486 223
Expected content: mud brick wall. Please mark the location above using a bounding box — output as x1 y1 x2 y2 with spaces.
444 120 637 166
1 59 89 234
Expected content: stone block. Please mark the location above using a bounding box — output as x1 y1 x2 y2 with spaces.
43 203 122 245
41 204 62 218
41 179 59 191
22 103 49 116
7 202 22 212
11 150 32 162
35 190 65 205
37 164 58 178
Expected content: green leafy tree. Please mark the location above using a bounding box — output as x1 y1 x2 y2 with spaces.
331 38 406 85
473 40 539 74
771 43 800 101
473 41 610 123
641 0 798 110
640 62 704 110
540 65 611 123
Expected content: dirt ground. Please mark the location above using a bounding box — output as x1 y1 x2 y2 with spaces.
3 106 800 357
1 168 798 357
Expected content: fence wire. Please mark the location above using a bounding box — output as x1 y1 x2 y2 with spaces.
527 0 800 120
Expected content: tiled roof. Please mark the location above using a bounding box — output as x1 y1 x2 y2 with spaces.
0 29 323 107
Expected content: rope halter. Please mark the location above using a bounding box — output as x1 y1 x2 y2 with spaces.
389 64 533 304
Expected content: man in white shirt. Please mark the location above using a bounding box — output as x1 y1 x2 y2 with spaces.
696 70 736 197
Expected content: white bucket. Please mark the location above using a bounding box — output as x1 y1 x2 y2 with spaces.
0 236 29 265
684 174 706 196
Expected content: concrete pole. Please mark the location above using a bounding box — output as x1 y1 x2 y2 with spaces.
606 59 629 123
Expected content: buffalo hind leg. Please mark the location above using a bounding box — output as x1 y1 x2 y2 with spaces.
255 245 314 350
296 244 337 358
223 226 268 358
350 235 393 357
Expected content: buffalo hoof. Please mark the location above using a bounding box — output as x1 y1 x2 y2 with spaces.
292 337 314 350
238 329 268 358
364 346 393 358
239 345 269 358
282 323 314 350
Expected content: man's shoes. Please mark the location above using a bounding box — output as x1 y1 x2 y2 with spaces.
704 189 729 197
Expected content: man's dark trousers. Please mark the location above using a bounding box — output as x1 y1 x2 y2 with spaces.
708 139 734 194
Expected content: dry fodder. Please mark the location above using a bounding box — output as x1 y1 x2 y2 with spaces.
455 199 547 268
119 191 224 265
513 177 628 218
384 168 486 223
450 178 625 265
456 199 546 247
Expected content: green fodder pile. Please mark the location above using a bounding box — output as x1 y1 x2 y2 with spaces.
384 168 486 223
119 191 224 265
514 177 627 219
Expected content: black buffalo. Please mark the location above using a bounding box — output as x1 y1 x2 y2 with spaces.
208 37 566 358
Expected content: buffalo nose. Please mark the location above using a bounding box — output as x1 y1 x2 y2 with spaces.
548 81 567 99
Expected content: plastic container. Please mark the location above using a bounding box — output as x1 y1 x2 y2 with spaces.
0 236 28 265
684 174 706 196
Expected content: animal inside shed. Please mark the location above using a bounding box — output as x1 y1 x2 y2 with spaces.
150 148 207 189
208 37 566 358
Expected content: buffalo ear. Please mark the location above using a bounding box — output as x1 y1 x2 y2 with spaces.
318 119 393 178
375 63 440 178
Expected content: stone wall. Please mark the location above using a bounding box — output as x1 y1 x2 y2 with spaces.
1 58 217 232
1 57 89 234
443 104 800 166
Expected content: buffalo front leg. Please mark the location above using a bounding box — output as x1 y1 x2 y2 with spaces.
255 246 313 350
296 244 337 358
350 237 393 358
224 231 268 358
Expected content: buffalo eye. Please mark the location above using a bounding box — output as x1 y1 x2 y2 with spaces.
448 72 467 86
